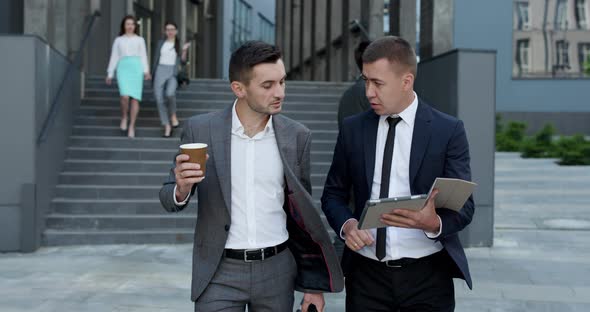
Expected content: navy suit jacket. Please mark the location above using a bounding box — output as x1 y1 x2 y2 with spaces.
321 99 474 289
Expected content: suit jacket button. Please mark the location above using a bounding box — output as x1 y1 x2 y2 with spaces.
224 225 230 232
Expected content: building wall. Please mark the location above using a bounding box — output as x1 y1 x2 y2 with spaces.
0 36 80 252
277 0 384 82
204 0 277 80
452 0 590 116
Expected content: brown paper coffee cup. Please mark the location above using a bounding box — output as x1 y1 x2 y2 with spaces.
180 143 208 175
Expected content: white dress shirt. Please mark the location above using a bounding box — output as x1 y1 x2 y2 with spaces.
175 101 289 249
158 41 177 65
106 35 150 78
343 92 443 261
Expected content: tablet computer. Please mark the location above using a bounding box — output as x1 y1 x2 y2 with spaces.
358 194 428 230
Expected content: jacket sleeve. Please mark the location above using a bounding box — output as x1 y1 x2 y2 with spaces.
432 120 475 240
299 131 312 195
159 121 197 212
321 128 354 238
106 38 119 78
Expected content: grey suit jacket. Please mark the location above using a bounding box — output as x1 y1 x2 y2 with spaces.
159 105 344 301
151 39 186 80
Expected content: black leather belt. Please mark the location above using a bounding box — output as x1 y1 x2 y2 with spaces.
355 250 443 268
224 241 288 262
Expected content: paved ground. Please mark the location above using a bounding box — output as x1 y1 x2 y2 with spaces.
1 152 589 311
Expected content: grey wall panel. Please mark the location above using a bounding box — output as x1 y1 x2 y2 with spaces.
415 49 495 247
0 35 79 251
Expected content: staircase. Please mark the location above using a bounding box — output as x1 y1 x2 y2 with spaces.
43 77 351 246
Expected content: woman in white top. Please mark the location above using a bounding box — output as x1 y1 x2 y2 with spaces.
151 21 190 137
106 15 151 138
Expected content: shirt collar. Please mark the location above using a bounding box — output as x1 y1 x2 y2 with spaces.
231 100 274 136
379 91 419 129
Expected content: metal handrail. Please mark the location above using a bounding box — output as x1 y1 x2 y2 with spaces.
36 10 101 145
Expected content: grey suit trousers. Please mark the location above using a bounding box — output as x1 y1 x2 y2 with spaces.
153 64 177 126
194 248 298 312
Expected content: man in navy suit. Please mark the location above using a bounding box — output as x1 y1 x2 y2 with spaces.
321 36 474 311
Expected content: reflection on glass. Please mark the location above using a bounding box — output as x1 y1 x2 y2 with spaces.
513 0 590 78
232 0 253 51
576 0 589 29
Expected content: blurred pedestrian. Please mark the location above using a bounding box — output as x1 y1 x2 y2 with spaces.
105 15 151 138
152 21 190 138
337 41 372 130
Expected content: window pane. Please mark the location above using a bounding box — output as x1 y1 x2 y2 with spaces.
513 0 590 77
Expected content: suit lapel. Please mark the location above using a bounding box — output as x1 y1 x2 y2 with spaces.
210 105 233 214
273 115 297 173
409 100 433 187
364 112 380 193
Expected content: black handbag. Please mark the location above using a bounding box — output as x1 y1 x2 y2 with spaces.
177 66 190 88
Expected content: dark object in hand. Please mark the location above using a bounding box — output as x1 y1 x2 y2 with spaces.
296 304 318 312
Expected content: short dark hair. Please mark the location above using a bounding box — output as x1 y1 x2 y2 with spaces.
119 15 139 36
229 41 282 84
362 36 417 77
354 40 372 71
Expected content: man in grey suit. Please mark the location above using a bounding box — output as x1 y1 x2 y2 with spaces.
159 41 344 312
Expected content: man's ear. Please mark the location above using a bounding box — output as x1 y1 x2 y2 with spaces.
402 72 415 92
231 81 246 98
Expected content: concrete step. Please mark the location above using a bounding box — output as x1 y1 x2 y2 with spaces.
83 85 348 96
84 89 342 102
62 159 332 175
74 115 338 131
46 213 197 230
71 125 338 141
67 136 337 152
77 105 337 121
65 147 335 163
85 78 351 86
58 171 328 187
43 228 195 245
82 98 338 112
58 171 169 185
53 183 326 201
50 198 178 214
85 77 352 89
54 184 162 199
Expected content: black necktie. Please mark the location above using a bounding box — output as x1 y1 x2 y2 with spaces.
376 116 402 261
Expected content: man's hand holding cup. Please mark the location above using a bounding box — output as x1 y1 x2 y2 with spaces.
175 143 208 202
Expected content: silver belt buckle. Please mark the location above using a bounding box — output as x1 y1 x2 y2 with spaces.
385 260 402 268
244 248 265 262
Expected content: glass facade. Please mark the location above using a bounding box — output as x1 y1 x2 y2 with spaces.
513 0 590 78
258 13 275 44
231 0 252 51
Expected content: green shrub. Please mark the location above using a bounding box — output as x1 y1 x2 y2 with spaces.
496 114 503 134
521 124 556 158
496 121 527 152
555 134 586 157
556 135 590 165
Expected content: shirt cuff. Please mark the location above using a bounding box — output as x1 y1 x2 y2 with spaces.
340 218 357 240
424 215 443 238
173 185 190 206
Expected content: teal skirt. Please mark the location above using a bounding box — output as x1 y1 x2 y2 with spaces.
116 56 144 101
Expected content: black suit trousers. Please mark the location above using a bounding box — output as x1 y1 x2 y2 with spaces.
345 251 455 312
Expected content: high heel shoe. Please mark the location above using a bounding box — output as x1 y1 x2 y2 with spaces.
127 127 135 138
163 125 172 138
120 118 128 132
